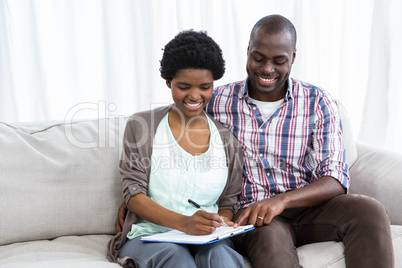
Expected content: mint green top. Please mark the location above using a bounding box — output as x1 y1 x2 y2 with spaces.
126 113 228 239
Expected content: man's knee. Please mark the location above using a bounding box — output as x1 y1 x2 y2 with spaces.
336 194 390 226
240 220 300 267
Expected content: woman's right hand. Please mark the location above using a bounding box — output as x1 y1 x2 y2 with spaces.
180 210 224 235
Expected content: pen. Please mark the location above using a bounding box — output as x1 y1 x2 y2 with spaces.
188 199 229 227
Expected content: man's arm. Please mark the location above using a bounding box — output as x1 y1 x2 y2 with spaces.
115 201 128 233
234 176 345 227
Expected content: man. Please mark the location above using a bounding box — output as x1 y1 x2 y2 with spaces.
117 15 394 267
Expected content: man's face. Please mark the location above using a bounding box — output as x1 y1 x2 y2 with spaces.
246 28 296 102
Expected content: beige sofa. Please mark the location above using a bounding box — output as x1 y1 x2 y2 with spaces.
1 103 401 268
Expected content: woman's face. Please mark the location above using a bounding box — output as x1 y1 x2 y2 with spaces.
168 68 214 121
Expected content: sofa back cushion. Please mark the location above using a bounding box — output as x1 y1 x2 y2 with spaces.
0 101 356 246
0 117 126 246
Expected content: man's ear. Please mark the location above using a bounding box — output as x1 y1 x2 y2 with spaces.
166 80 171 88
291 48 297 64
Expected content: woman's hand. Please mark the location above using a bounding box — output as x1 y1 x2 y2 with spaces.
179 210 225 235
220 215 235 227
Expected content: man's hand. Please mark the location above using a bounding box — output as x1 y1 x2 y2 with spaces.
234 196 286 227
233 177 346 228
115 201 128 233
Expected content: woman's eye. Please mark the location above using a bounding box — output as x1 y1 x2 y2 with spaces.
201 86 211 90
178 87 189 90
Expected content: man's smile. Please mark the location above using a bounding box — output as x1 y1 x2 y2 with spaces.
256 75 277 85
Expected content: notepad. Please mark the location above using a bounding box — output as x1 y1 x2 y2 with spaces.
140 225 255 245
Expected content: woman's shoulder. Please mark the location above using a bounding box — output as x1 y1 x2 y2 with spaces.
206 113 241 147
126 105 172 127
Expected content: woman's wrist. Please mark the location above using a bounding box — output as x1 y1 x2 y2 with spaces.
175 214 189 233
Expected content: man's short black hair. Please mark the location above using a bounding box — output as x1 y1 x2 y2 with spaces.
160 30 225 80
250 14 297 50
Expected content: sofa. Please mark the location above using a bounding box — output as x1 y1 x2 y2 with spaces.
0 103 401 268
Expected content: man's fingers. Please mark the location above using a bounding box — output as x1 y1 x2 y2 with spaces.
248 207 262 226
115 201 128 233
115 220 122 233
115 212 125 233
255 214 265 226
235 209 251 226
119 217 125 230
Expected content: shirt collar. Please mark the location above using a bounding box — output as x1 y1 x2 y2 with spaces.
240 77 294 100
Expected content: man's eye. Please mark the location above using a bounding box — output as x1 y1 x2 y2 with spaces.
276 60 287 65
253 56 263 62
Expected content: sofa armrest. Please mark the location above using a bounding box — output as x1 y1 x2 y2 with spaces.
349 141 402 225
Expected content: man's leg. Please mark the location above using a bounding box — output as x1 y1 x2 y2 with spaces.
294 194 394 268
119 236 197 268
191 238 245 268
232 209 302 268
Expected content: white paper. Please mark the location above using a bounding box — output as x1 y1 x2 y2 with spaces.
140 225 254 244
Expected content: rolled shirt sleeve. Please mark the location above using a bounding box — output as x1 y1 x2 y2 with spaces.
312 94 350 191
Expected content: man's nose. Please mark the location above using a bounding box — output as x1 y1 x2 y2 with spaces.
262 62 275 73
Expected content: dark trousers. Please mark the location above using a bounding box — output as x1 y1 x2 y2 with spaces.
232 194 394 268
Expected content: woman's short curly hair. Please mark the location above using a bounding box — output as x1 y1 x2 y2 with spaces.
160 30 225 81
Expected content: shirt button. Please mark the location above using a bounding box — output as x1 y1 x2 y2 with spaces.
259 129 263 133
131 186 136 191
260 153 263 157
267 173 270 177
253 107 256 110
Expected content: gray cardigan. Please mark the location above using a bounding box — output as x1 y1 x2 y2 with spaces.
107 105 243 267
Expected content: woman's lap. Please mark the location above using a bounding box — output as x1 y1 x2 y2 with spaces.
119 236 244 268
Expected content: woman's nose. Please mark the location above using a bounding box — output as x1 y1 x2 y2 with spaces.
188 88 201 99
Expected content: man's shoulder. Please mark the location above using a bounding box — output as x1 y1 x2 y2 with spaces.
213 80 245 95
292 78 324 92
291 78 334 101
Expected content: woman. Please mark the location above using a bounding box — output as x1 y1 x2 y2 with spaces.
107 30 244 268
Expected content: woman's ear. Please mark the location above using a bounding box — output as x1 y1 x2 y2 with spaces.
166 81 171 88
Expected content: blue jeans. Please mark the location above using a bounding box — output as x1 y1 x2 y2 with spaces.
119 236 244 268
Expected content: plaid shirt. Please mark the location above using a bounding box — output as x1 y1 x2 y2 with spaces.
206 77 350 208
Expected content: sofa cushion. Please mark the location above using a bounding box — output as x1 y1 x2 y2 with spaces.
0 118 126 246
350 141 402 225
1 226 401 267
0 235 119 267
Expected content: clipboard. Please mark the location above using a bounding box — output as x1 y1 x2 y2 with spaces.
140 225 255 245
